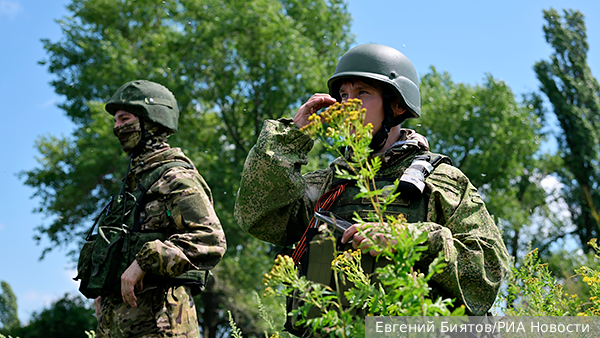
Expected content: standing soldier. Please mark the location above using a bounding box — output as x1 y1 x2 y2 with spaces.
235 44 509 335
75 80 227 338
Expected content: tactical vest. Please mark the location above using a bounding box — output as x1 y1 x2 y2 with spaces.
285 151 451 336
75 161 208 299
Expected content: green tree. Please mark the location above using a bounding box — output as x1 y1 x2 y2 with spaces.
0 281 20 333
534 8 600 250
7 294 95 338
22 0 352 336
404 68 549 258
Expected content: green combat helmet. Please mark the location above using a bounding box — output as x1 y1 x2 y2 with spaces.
105 80 179 134
327 43 420 150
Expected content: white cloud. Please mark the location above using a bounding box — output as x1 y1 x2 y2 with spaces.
0 0 22 20
40 98 57 109
0 223 4 230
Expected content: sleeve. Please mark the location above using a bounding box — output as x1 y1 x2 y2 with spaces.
416 163 510 315
234 118 332 246
135 166 227 277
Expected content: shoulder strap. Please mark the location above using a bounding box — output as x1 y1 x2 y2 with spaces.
425 152 453 168
133 161 194 231
84 196 114 241
396 152 452 199
291 182 349 265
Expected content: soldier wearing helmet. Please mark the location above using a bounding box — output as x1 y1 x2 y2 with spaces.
235 44 508 335
76 80 227 338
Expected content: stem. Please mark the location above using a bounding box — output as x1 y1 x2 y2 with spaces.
582 185 600 233
412 266 426 316
365 159 383 224
331 235 347 338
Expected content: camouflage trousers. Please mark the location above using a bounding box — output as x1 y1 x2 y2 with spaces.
96 285 200 338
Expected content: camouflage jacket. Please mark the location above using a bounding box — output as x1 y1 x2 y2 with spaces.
235 118 509 315
125 145 227 278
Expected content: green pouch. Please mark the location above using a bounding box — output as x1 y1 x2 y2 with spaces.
75 234 97 298
84 227 126 298
76 230 166 299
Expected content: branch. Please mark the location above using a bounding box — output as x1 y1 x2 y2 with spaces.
582 184 600 233
219 102 248 155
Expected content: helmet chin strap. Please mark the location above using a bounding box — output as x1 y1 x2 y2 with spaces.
369 120 391 152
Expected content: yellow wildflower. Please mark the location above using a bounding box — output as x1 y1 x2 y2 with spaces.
525 277 538 285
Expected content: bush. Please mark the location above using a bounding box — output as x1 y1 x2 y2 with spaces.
7 293 95 338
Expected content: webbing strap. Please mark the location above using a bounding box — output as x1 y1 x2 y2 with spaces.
291 182 348 264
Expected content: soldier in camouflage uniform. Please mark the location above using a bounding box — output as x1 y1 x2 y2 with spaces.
78 80 226 338
235 44 509 332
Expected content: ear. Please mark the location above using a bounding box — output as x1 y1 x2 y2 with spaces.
391 100 406 117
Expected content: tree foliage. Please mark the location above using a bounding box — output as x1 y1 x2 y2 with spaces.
0 282 20 332
534 8 600 250
408 67 544 191
27 0 352 255
6 294 95 338
404 68 549 257
24 0 353 336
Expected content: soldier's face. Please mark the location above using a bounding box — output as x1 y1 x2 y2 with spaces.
338 80 385 134
114 110 138 128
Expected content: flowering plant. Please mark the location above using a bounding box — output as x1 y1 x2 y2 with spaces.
575 239 600 316
261 99 463 338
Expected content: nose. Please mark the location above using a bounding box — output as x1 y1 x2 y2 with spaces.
114 119 126 129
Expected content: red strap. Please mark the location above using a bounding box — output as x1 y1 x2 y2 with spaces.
291 183 348 264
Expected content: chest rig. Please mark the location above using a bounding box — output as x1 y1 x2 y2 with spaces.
75 161 207 299
285 146 451 335
306 145 451 277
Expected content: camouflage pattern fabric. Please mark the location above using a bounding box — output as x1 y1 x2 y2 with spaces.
127 140 227 276
97 285 199 338
397 127 429 151
113 119 142 153
97 136 226 335
234 118 509 316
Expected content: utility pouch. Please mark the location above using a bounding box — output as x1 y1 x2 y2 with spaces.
285 212 353 335
77 228 207 298
76 197 118 299
74 234 97 297
285 211 378 333
80 230 167 299
84 227 128 298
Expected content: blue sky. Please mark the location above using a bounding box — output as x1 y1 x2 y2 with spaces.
1 0 599 323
